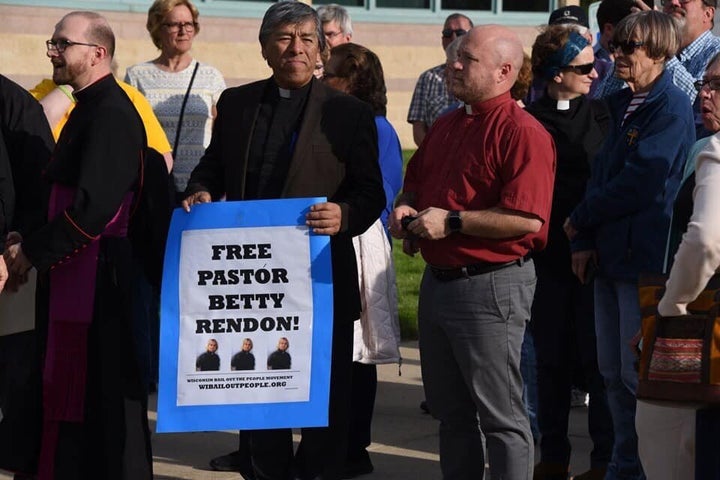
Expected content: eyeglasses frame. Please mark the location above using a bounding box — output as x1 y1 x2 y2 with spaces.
46 38 99 54
162 21 198 33
560 62 595 75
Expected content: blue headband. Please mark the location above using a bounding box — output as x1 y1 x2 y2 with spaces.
541 31 590 81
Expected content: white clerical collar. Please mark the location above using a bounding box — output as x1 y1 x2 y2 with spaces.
279 87 291 99
556 99 570 111
465 103 472 115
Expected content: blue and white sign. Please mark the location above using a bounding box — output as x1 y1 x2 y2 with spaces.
157 198 333 433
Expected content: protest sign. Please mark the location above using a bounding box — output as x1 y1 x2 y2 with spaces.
157 198 333 433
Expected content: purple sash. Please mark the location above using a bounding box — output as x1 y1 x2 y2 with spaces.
38 184 133 479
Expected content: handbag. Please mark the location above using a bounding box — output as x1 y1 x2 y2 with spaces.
636 273 720 404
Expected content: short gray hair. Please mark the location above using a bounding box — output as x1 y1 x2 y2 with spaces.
613 10 680 61
317 4 353 36
259 1 326 53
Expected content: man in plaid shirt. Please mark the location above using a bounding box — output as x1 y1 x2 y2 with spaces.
407 13 472 147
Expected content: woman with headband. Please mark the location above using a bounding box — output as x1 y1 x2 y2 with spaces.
526 24 613 480
564 11 696 480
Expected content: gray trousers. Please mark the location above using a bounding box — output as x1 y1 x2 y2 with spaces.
418 260 535 480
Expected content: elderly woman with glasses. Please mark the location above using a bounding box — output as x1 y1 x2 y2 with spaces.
563 11 696 480
322 42 403 478
634 51 720 480
125 0 225 198
526 24 613 480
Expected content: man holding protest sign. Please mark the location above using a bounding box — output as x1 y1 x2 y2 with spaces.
182 2 384 479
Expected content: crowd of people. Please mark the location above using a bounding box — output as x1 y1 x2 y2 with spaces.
1 0 720 479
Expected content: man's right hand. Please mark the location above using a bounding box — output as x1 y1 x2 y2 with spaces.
182 191 212 212
389 205 418 239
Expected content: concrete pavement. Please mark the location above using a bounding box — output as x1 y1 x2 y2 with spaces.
1 341 596 479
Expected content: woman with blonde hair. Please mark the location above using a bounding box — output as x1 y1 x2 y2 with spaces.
125 0 225 199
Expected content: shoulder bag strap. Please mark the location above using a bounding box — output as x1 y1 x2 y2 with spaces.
173 61 200 160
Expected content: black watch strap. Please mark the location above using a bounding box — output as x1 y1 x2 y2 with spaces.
448 210 462 233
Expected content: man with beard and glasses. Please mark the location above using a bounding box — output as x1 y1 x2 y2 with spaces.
4 11 152 479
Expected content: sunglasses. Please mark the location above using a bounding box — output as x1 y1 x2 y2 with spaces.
561 63 594 75
608 40 645 55
660 0 712 6
694 77 720 91
442 28 468 39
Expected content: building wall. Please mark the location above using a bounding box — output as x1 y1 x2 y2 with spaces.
0 4 543 148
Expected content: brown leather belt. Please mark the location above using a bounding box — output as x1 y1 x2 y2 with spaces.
429 255 530 282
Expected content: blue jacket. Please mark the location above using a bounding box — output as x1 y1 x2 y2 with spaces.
569 71 695 280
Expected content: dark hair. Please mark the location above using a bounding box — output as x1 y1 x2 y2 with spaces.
531 24 573 79
259 2 326 54
444 12 474 28
511 52 533 101
613 10 680 61
329 43 388 116
596 0 636 29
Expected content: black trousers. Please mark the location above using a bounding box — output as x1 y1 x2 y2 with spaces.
248 315 354 480
347 362 377 460
531 265 613 468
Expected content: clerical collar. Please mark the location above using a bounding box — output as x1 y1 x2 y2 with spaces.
556 99 570 111
463 91 514 116
273 79 312 100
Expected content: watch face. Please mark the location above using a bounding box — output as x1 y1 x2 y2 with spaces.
449 211 462 232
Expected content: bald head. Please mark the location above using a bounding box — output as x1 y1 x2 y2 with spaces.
450 25 524 104
471 25 524 80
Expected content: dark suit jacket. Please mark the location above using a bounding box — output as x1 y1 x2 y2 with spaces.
0 74 53 239
186 77 385 322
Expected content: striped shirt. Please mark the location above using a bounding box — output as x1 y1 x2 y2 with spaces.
124 59 226 191
623 92 649 124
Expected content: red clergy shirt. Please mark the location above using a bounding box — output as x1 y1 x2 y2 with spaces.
403 91 556 267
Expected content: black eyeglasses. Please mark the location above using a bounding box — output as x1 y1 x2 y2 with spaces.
694 77 720 91
163 21 197 33
442 29 468 39
561 63 595 75
46 39 98 53
608 40 645 55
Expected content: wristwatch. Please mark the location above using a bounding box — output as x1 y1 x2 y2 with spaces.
448 210 462 233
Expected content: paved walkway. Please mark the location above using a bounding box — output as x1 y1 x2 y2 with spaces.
1 342 596 479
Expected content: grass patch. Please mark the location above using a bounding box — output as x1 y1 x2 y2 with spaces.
393 238 424 340
393 149 424 340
